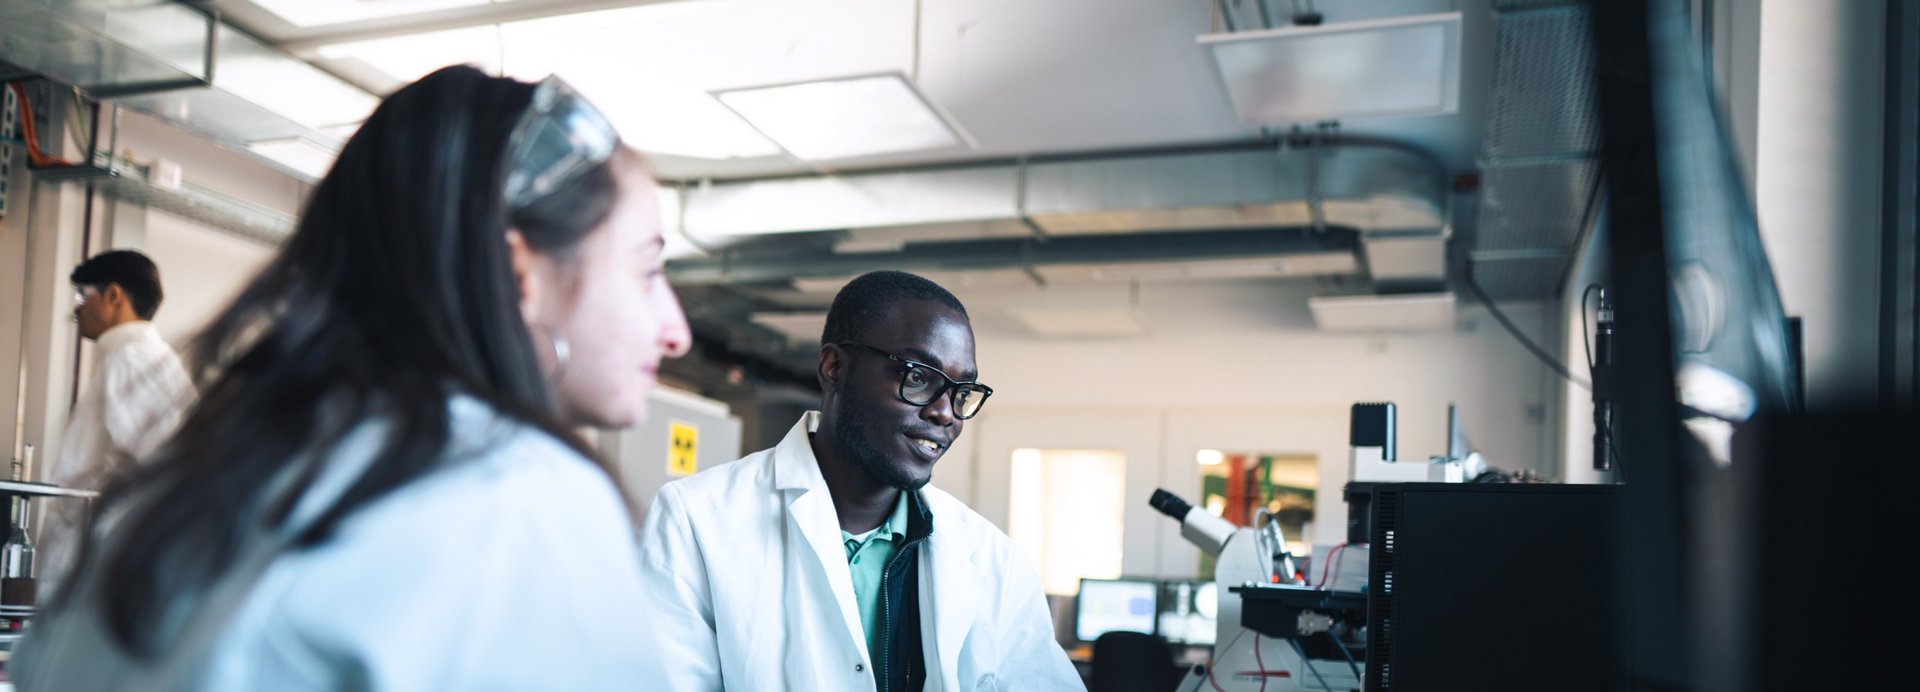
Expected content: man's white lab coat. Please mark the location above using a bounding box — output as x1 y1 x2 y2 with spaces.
635 412 1085 691
41 320 193 591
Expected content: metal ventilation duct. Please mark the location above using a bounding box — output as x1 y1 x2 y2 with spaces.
675 140 1450 286
0 0 376 179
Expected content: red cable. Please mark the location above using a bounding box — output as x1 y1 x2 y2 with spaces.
1253 633 1268 692
1316 543 1348 588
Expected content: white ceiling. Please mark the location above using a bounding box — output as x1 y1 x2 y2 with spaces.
213 0 1494 181
198 0 1504 371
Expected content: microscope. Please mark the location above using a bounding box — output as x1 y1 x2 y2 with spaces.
1150 489 1367 691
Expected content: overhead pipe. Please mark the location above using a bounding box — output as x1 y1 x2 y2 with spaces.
667 226 1359 285
677 139 1445 238
671 137 1450 286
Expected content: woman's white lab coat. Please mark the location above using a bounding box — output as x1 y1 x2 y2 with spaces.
634 412 1086 691
12 396 658 691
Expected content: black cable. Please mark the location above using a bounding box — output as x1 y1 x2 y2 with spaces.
1288 638 1335 691
1330 633 1364 683
1609 434 1625 483
1582 283 1602 370
1463 262 1592 390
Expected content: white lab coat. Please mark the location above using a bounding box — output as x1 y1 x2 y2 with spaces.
13 395 657 691
635 412 1084 691
39 321 193 592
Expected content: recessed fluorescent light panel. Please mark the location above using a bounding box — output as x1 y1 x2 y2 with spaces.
315 26 507 83
216 53 378 132
252 0 503 28
1200 11 1462 123
713 73 974 161
1308 292 1455 332
246 138 339 180
317 25 783 161
587 86 785 160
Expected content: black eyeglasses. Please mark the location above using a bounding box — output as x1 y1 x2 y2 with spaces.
834 341 993 420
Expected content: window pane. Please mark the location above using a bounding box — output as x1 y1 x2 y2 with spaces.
1009 448 1127 596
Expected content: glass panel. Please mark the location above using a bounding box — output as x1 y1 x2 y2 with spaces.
1009 448 1126 596
1197 450 1317 578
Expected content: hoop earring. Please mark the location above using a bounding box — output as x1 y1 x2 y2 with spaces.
535 327 572 381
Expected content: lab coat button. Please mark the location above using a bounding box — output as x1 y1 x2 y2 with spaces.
856 663 865 672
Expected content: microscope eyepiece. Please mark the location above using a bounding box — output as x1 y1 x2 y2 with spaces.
1150 489 1193 519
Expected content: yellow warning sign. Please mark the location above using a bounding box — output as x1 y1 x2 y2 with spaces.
667 421 699 477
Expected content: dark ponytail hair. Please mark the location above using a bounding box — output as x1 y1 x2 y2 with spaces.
80 65 620 654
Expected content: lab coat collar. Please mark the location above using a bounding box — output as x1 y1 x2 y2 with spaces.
771 412 872 661
771 411 986 683
771 411 828 493
94 320 162 357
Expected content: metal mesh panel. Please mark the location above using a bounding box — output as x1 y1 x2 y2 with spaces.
106 176 293 244
1483 6 1600 161
1471 256 1573 300
1469 1 1602 298
1476 160 1599 252
38 165 294 244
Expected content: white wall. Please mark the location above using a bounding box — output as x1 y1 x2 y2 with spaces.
933 278 1559 579
1560 213 1610 485
3 88 94 479
141 214 275 346
0 168 89 480
1754 0 1887 407
111 109 296 347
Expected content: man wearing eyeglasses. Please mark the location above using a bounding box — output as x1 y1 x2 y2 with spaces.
636 271 1082 691
40 249 193 593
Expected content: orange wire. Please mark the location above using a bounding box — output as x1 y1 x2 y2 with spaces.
6 82 78 168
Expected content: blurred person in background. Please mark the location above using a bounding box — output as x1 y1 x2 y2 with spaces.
36 249 194 596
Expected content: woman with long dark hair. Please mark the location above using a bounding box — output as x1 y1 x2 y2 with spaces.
10 65 690 690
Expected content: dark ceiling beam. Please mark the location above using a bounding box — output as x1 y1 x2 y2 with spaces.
663 332 820 395
667 226 1360 286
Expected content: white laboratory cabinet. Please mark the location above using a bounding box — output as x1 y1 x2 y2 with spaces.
597 387 742 525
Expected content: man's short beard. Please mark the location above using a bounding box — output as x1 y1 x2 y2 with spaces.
833 383 930 491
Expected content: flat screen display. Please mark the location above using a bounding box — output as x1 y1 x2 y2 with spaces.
1074 578 1159 642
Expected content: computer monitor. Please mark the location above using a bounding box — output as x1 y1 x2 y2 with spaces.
1073 578 1158 643
1154 579 1219 647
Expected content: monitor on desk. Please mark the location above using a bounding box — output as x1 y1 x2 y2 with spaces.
1073 578 1158 643
1154 579 1218 647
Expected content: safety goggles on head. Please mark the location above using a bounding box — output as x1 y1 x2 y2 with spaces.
835 341 994 420
502 75 620 211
